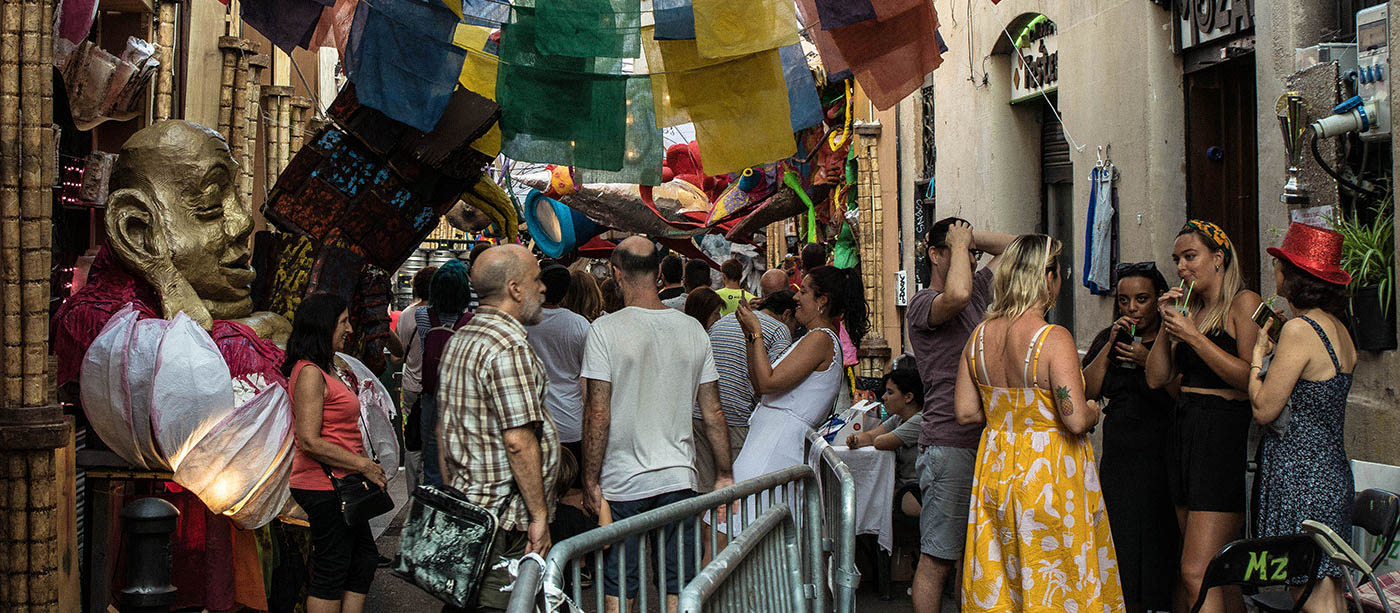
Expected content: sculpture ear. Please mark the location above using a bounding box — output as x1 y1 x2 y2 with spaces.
105 187 168 267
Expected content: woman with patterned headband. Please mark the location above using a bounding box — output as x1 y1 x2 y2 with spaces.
1145 220 1263 613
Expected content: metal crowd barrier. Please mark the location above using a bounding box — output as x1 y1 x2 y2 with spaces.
677 503 805 612
806 428 860 613
505 430 858 613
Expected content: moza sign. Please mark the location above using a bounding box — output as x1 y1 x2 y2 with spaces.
1010 16 1057 104
1175 0 1254 52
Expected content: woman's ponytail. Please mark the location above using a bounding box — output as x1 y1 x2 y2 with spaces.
808 265 870 348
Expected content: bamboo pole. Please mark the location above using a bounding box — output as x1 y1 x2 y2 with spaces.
1 0 22 411
261 87 278 194
153 0 177 121
242 49 266 207
0 0 62 608
228 44 250 206
20 0 51 410
217 37 240 144
276 93 290 178
290 96 311 155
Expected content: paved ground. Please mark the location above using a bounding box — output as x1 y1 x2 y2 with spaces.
364 469 940 611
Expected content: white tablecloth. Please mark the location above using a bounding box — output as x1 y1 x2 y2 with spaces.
809 443 896 552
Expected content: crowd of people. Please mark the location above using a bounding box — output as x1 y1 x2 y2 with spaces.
282 213 1361 613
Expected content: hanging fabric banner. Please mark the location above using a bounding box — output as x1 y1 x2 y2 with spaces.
440 0 512 27
577 75 665 185
812 0 873 30
653 0 696 40
453 24 503 156
794 0 850 80
498 7 629 170
536 0 642 58
828 0 942 110
242 0 329 53
310 0 359 56
345 0 466 132
643 32 794 174
691 0 798 59
780 43 823 131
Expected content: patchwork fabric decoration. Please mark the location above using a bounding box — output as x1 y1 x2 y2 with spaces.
264 126 462 271
262 234 319 322
497 7 628 171
536 0 642 58
328 83 497 183
691 0 797 58
345 0 466 132
576 75 665 185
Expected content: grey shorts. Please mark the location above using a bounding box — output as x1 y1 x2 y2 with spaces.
692 418 748 493
916 445 977 560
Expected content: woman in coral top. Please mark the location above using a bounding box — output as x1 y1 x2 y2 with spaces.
286 293 387 613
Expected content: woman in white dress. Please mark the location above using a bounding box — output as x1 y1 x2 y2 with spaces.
733 266 869 481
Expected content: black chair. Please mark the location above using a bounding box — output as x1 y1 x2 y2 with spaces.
1190 534 1326 613
1354 489 1400 571
1251 489 1400 613
1345 489 1400 613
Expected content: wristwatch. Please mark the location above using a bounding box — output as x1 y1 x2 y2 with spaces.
747 332 763 344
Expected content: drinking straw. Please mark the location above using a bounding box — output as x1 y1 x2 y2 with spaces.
1183 281 1195 315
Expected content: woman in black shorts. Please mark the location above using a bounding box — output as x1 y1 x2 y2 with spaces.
1146 220 1262 613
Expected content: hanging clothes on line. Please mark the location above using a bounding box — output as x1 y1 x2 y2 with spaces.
1082 160 1118 295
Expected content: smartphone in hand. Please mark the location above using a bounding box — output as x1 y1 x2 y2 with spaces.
1252 302 1284 342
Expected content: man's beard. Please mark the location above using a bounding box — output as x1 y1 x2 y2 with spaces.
520 298 544 325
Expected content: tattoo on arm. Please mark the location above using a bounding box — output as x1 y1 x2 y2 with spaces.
582 380 612 487
1055 386 1073 417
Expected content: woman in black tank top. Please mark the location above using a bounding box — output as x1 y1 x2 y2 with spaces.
1144 220 1262 613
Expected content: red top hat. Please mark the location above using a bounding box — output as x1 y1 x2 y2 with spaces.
1266 222 1351 286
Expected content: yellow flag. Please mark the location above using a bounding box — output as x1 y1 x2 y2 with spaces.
692 0 798 59
453 24 497 100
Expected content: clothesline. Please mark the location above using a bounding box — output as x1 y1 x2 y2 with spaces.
1000 26 1084 154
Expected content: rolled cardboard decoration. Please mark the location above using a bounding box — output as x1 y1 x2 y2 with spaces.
524 189 605 258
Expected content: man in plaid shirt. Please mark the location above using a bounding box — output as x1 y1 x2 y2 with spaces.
438 244 558 612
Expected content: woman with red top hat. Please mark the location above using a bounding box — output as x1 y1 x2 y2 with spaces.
1250 222 1357 613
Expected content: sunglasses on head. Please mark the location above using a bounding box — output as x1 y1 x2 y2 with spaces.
1116 261 1158 275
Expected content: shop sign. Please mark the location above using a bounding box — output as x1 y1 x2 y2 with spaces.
1174 0 1253 52
1010 16 1058 104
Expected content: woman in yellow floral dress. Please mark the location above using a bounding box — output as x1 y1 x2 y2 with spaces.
952 234 1124 612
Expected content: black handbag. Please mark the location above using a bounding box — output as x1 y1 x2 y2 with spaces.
393 485 500 608
320 462 395 526
319 377 396 526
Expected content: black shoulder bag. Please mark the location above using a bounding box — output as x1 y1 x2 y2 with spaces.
320 396 395 526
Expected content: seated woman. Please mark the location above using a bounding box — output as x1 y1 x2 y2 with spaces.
1082 262 1178 613
1250 222 1357 613
847 367 924 519
954 234 1123 611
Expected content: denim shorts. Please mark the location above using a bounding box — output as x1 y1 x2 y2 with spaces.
915 445 977 560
